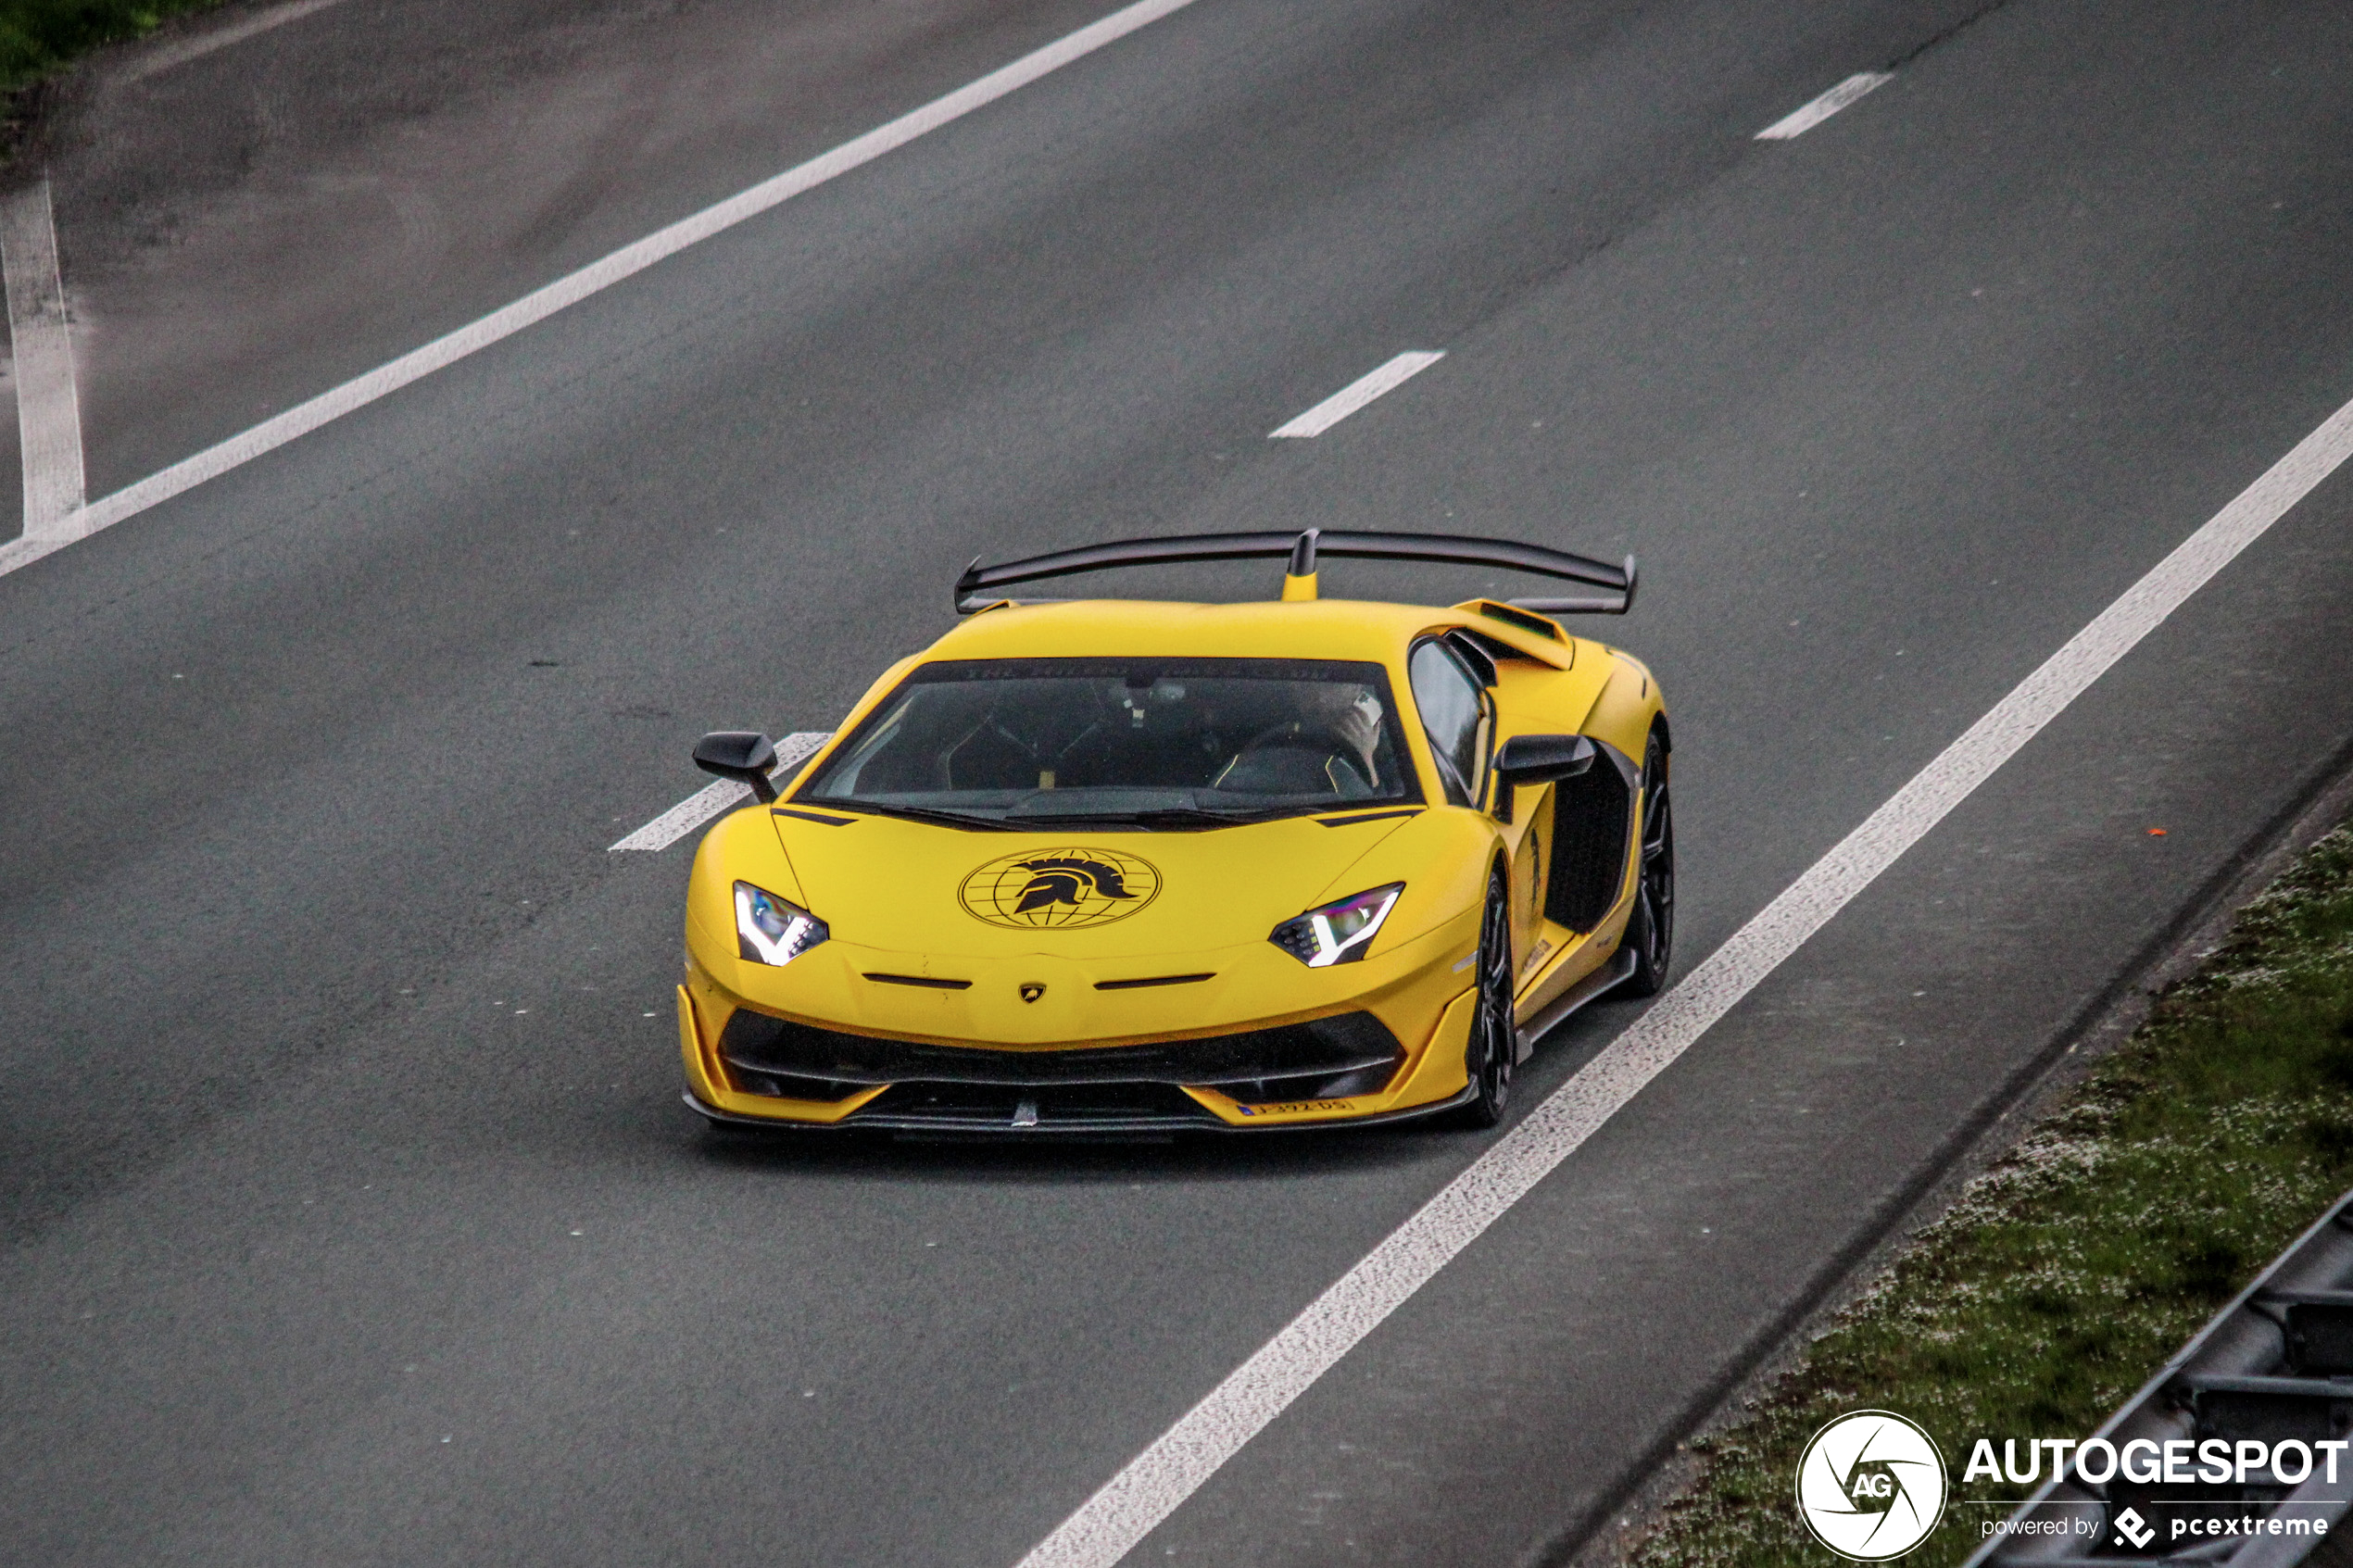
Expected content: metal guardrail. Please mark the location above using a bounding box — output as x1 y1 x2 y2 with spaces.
1967 1188 2353 1566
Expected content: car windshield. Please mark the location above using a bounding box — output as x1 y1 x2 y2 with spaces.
798 658 1420 827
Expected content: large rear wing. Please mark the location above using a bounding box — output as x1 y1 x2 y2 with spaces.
953 528 1636 616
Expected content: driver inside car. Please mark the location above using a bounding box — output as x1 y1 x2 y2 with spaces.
1210 682 1385 798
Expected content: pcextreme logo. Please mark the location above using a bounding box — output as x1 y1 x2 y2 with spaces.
1795 1411 1948 1562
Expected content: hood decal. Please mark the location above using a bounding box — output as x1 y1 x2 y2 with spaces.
960 847 1162 930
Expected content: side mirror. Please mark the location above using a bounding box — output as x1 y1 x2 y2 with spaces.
693 731 781 804
1495 734 1595 785
1490 734 1593 822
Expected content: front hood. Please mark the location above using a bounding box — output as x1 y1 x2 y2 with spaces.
772 811 1416 961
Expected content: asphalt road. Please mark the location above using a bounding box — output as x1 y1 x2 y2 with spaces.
6 1 2353 1564
27 0 1132 521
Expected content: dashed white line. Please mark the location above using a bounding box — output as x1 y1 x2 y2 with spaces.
0 175 86 536
1755 71 1894 140
1268 352 1444 439
608 732 832 852
0 0 1208 582
1010 389 2353 1568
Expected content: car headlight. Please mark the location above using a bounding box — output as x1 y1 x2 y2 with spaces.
734 883 829 967
1269 884 1404 968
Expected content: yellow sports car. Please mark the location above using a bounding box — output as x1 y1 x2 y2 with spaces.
675 529 1669 1134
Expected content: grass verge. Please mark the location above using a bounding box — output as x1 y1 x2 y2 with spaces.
1629 822 2353 1568
2 1 225 94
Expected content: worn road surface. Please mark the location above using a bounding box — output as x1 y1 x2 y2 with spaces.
6 1 2353 1564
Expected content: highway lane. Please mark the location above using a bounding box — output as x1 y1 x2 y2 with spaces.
31 0 1135 529
5 0 2353 1564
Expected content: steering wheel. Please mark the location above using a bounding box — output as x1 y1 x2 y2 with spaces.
1223 722 1373 796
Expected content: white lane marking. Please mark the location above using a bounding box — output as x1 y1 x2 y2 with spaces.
1011 393 2353 1568
0 175 86 536
1268 352 1444 439
0 0 1205 583
609 732 831 852
119 0 355 84
1754 71 1894 140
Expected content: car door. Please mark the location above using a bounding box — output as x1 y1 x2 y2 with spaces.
1405 637 1490 811
1407 635 1547 982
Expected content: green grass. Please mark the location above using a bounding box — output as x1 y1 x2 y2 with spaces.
1632 823 2353 1568
1 0 224 93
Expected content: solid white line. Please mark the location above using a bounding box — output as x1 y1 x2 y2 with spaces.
1268 352 1444 438
1012 392 2353 1568
118 0 355 84
0 176 86 536
0 0 1205 582
1754 71 1894 140
609 732 832 852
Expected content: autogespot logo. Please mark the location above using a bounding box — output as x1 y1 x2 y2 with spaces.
1795 1411 1948 1562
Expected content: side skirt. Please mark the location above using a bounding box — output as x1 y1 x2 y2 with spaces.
1514 947 1637 1063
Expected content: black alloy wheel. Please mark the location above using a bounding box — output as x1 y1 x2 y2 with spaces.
1623 734 1675 997
1456 868 1516 1128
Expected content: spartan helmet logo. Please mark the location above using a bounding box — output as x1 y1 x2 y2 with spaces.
1019 983 1046 1003
959 847 1163 930
1012 858 1137 914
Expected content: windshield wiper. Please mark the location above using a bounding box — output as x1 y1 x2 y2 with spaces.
829 801 1015 832
997 806 1297 831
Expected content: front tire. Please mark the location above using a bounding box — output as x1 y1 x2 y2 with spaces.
1453 868 1516 1128
1622 734 1674 997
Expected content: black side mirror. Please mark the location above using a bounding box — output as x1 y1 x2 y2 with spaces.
693 731 781 804
1490 734 1594 822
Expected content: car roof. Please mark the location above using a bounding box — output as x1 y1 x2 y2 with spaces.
922 597 1577 668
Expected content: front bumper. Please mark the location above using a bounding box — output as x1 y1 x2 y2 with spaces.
675 963 1481 1135
681 1085 1479 1136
